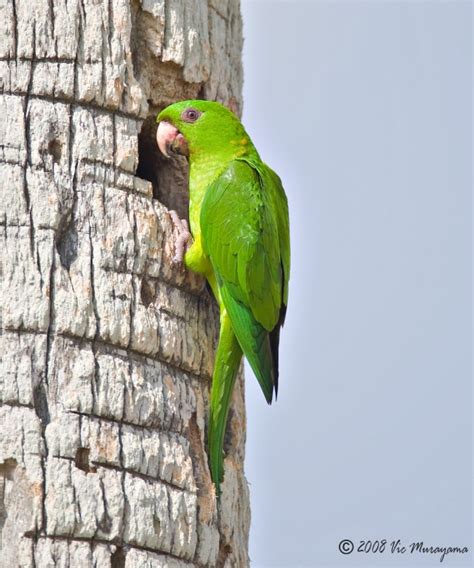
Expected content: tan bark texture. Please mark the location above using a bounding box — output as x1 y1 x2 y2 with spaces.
0 1 249 566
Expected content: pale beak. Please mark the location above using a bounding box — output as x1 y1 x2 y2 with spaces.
156 121 189 157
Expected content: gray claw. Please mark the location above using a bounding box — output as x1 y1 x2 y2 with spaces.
168 210 193 264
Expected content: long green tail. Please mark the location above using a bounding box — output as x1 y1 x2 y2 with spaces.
208 311 243 495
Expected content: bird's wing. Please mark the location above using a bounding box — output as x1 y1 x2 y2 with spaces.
201 158 287 402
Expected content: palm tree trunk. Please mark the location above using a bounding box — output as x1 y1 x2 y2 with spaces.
0 1 249 566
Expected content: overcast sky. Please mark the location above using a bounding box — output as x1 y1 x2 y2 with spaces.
240 2 472 567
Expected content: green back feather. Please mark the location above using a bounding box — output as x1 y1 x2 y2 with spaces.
201 159 290 402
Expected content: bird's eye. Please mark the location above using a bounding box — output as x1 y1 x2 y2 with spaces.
182 108 201 123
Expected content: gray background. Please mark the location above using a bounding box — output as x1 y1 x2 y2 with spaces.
240 1 472 567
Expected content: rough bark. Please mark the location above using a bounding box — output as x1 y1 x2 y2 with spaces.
0 1 249 566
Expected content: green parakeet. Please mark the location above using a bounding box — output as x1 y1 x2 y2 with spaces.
156 100 290 494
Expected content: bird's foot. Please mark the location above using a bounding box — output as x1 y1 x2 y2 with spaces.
168 210 193 264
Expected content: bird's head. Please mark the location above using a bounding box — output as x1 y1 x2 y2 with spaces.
156 100 255 160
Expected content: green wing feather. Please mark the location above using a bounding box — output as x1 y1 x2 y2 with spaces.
201 158 290 403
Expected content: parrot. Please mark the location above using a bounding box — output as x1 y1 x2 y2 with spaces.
156 100 290 495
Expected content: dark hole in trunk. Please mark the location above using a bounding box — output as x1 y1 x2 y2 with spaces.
74 448 96 473
110 545 126 568
136 115 189 220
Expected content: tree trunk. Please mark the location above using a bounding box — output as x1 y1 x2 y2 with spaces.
0 1 249 566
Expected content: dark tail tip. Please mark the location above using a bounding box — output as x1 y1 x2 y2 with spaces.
269 328 281 402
